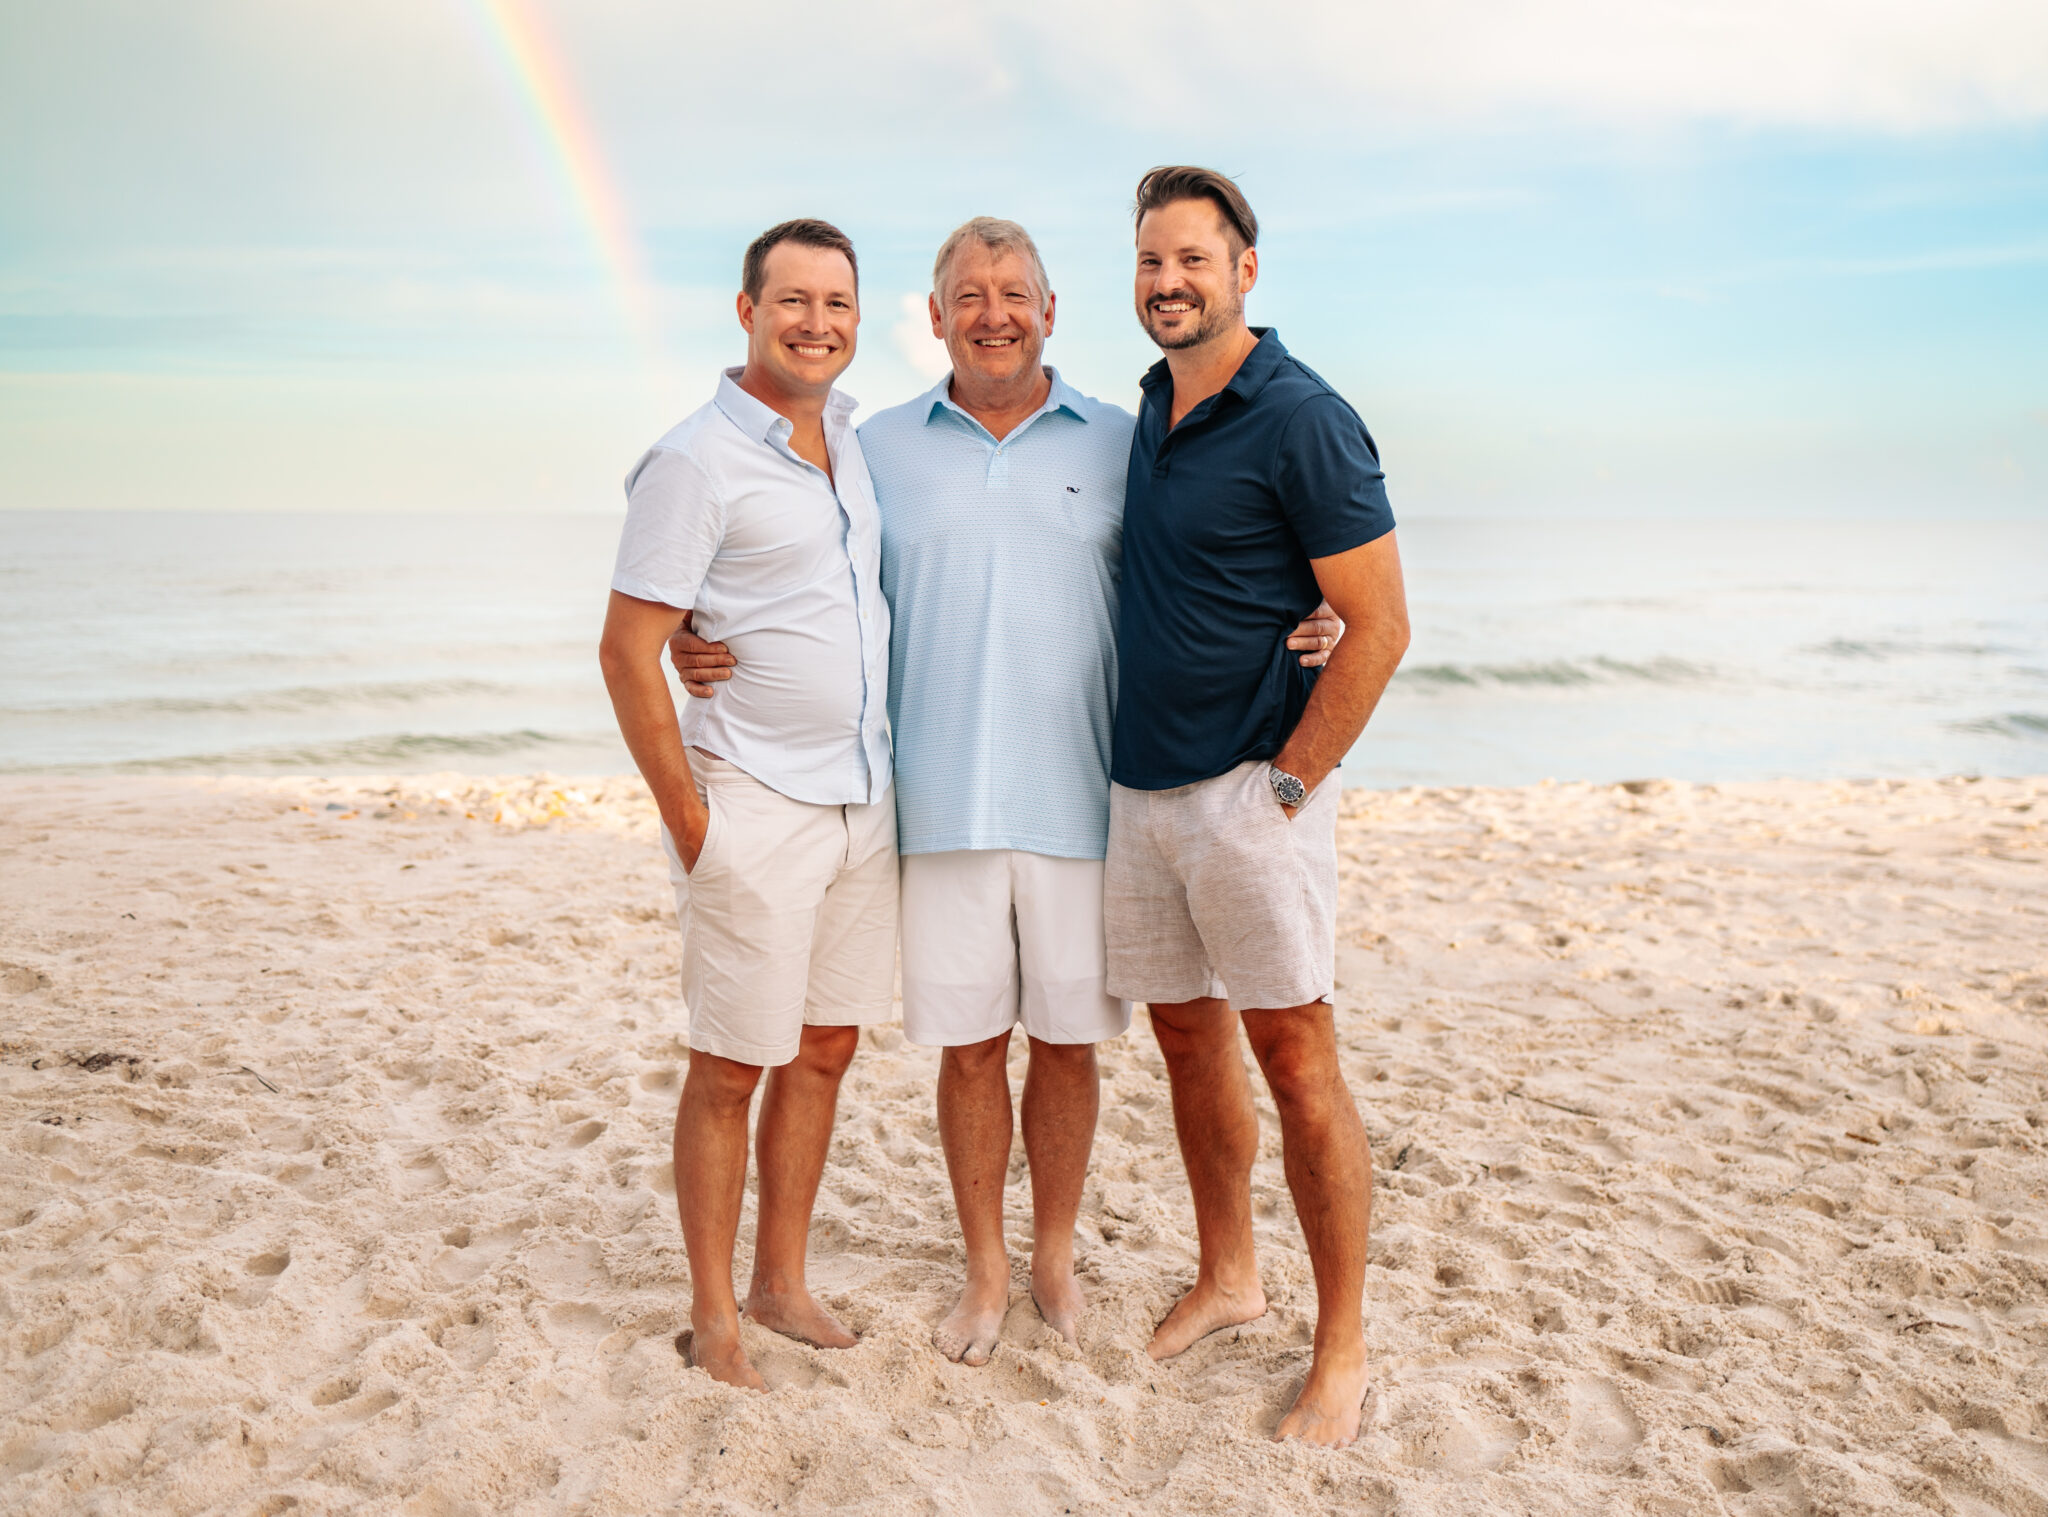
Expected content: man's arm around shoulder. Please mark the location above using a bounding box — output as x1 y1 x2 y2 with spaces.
1271 531 1410 809
599 590 710 867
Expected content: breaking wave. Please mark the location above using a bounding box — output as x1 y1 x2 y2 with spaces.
1 679 517 721
1398 656 1715 691
0 730 605 775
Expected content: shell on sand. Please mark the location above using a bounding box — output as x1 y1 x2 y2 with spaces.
2 772 2045 1515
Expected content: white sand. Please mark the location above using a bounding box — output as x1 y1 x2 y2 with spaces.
2 772 2045 1516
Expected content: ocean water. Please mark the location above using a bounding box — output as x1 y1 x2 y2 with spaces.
2 511 2043 788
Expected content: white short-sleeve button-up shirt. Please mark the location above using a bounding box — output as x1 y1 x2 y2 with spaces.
612 368 891 806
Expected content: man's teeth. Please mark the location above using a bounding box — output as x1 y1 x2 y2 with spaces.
792 343 831 356
975 338 1016 346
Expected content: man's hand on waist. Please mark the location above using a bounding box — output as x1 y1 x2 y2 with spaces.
668 609 736 698
1286 600 1344 668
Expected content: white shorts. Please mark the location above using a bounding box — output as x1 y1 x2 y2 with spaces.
899 850 1132 1048
660 750 898 1068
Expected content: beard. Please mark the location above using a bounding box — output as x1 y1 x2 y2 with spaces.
1140 283 1243 350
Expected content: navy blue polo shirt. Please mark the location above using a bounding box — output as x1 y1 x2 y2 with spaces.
1111 328 1394 790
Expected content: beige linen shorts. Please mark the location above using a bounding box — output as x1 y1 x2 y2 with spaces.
1104 759 1339 1012
899 850 1132 1048
660 750 898 1067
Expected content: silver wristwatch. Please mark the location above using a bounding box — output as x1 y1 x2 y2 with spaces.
1268 765 1307 807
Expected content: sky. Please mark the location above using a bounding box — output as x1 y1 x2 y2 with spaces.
1 0 2045 518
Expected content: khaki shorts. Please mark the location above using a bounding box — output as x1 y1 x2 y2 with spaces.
661 750 898 1067
899 850 1132 1048
1104 759 1338 1012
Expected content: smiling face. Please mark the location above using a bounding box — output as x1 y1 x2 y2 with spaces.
931 240 1053 391
1133 196 1257 352
737 242 859 398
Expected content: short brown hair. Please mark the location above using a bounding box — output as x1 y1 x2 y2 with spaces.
742 218 859 301
1132 166 1258 256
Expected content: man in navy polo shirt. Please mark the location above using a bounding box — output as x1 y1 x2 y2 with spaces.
1104 166 1411 1448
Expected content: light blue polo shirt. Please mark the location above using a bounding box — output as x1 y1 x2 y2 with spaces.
860 370 1135 859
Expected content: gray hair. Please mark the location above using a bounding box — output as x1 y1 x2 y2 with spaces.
931 216 1051 303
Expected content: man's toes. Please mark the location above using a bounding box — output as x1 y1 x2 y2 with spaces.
1035 1303 1080 1347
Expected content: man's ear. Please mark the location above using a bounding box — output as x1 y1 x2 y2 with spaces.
1239 248 1259 296
928 291 943 339
736 290 755 335
1043 290 1057 338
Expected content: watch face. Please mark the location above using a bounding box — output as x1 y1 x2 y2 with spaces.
1271 768 1306 806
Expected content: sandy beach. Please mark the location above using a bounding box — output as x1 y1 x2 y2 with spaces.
3 771 2045 1516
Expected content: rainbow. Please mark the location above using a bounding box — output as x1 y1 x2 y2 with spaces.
463 0 669 379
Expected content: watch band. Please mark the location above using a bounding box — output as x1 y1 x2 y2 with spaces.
1268 765 1307 807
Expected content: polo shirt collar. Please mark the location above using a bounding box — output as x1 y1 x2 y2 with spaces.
715 365 857 445
922 367 1089 431
1138 327 1288 407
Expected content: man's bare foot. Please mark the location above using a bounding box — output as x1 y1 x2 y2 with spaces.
1146 1277 1267 1360
932 1273 1009 1366
743 1286 856 1349
1029 1260 1084 1349
676 1325 767 1392
1273 1343 1372 1447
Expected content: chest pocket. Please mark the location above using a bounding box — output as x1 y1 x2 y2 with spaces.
1055 480 1123 553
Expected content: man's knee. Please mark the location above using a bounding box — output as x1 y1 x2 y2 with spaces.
940 1031 1012 1080
1025 1036 1096 1075
796 1023 860 1080
684 1050 763 1110
1146 997 1232 1060
1244 1012 1341 1119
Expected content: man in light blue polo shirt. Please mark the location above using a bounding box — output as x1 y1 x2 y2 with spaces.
860 219 1135 1366
673 218 1336 1367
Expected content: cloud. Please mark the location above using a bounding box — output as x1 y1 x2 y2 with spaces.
595 0 2048 135
1637 238 2048 300
891 292 950 381
1010 0 2048 133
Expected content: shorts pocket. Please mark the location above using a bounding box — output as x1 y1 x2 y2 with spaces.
1236 760 1289 828
685 790 725 877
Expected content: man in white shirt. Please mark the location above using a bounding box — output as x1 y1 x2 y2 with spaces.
598 219 894 1393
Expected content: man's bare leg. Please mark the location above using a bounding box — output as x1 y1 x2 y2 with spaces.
1020 1037 1099 1347
1241 1003 1373 1447
1145 997 1268 1358
932 1030 1014 1365
675 1049 768 1390
744 1023 859 1349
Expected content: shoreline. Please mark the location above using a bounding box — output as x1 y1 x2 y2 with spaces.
3 772 2044 1513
